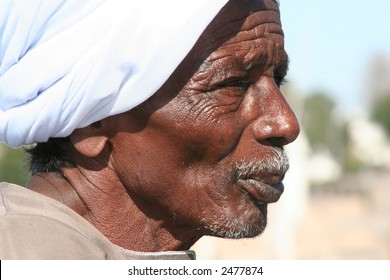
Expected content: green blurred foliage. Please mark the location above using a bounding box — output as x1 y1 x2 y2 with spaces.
0 144 30 186
300 91 360 173
371 94 390 136
302 92 336 149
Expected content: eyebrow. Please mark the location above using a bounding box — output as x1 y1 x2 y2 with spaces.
243 52 289 77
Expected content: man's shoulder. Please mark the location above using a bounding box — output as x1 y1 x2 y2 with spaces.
0 182 89 228
0 182 121 259
0 182 196 260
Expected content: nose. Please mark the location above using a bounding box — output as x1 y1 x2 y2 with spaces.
251 79 300 147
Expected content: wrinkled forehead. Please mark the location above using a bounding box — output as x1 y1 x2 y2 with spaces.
152 0 283 100
181 0 283 73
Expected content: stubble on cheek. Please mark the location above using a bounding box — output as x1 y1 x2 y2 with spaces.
200 201 268 239
191 167 268 239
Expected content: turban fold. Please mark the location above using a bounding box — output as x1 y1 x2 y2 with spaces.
0 0 229 147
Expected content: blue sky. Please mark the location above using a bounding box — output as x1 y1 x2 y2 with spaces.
280 0 390 115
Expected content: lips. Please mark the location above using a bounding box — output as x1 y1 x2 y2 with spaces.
237 178 284 203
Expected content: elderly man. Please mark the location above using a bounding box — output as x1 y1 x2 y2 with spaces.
0 0 299 259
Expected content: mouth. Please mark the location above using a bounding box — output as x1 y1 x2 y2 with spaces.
234 148 289 204
236 178 284 204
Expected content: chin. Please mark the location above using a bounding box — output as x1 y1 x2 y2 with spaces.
202 202 268 239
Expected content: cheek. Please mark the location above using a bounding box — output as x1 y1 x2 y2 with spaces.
178 166 268 236
175 164 252 214
110 133 208 213
167 111 244 165
179 91 244 124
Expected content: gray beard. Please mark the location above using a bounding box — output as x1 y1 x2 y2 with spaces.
201 147 288 239
202 204 267 239
234 148 289 181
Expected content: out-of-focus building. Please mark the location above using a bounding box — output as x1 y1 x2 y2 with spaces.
308 148 342 186
347 112 390 169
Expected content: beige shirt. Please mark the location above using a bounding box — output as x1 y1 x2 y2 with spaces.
0 182 195 260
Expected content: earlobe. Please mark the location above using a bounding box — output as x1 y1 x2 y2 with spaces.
69 122 109 158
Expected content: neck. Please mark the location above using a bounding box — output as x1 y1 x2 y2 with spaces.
26 167 201 252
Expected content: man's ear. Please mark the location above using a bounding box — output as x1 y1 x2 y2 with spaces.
69 121 109 158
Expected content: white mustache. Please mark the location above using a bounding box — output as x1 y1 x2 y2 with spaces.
235 148 289 180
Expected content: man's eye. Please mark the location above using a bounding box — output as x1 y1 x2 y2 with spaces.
215 78 249 90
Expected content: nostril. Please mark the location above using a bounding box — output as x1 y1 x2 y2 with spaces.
265 136 286 147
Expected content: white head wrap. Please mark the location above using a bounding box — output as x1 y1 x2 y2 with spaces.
0 0 229 147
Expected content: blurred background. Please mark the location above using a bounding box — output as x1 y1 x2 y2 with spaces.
1 0 390 259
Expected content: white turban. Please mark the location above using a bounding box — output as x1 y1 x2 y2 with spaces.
0 0 229 147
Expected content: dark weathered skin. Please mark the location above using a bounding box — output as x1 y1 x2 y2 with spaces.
27 0 299 252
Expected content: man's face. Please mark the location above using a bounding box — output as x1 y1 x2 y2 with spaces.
111 0 299 240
